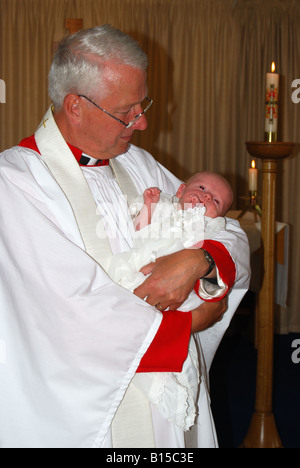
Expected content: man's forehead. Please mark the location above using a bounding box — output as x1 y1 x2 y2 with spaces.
100 63 148 100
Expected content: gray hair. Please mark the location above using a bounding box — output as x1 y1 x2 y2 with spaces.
48 25 148 110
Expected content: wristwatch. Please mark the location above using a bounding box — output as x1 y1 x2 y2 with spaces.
202 249 216 276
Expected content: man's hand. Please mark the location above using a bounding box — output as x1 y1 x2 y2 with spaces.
190 297 228 333
134 249 211 310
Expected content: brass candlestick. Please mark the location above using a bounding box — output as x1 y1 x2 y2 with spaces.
241 142 294 448
238 191 262 222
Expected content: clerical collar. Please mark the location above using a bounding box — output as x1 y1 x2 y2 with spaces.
18 135 109 167
65 142 109 167
78 154 109 167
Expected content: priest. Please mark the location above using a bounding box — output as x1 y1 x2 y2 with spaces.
0 25 250 448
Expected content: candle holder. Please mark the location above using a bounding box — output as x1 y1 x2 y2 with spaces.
238 191 262 222
249 190 259 209
265 130 278 143
241 141 295 449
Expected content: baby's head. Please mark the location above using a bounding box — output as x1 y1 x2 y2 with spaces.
176 171 233 218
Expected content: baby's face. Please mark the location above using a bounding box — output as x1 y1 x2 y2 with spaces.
177 172 233 218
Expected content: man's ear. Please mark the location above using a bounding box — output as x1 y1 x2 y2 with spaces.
63 94 81 122
176 183 186 199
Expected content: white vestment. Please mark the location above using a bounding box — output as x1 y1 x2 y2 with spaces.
0 136 250 447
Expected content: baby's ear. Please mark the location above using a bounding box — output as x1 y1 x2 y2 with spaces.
176 183 186 198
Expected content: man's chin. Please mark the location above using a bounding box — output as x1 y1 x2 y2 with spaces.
115 140 131 156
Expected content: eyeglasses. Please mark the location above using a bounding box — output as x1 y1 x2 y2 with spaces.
78 95 153 129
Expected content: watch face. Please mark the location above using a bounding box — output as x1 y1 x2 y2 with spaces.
204 250 213 265
203 250 215 277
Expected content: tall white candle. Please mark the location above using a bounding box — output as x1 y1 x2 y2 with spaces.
249 160 258 191
265 62 279 142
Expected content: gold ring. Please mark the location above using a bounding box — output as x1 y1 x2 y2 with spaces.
156 303 165 311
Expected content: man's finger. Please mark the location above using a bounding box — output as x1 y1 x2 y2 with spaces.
134 282 148 299
139 262 156 276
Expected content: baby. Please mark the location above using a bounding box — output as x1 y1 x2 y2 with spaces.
108 172 234 431
134 171 233 231
109 171 233 299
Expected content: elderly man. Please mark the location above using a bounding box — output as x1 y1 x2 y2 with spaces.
0 25 250 448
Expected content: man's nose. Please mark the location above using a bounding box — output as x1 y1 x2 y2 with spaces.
132 113 148 131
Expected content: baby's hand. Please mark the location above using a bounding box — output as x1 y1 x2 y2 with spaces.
143 187 161 206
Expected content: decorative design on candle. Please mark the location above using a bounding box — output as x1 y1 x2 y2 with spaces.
265 62 279 142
